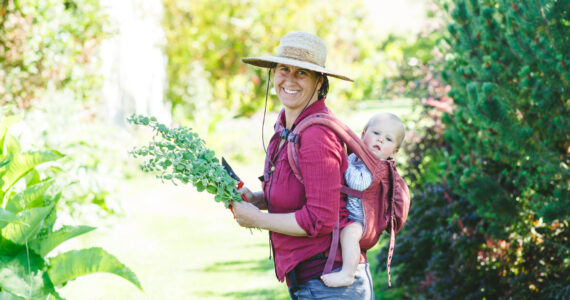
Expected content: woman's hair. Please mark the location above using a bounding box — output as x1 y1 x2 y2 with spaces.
318 74 329 99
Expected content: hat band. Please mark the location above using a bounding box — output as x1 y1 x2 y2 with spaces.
278 46 324 67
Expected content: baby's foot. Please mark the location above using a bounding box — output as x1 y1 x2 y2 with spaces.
320 271 355 287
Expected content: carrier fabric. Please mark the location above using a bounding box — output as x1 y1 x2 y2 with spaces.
344 153 373 223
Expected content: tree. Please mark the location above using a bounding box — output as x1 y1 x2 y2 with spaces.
161 0 388 122
383 0 569 298
441 1 569 297
0 0 107 110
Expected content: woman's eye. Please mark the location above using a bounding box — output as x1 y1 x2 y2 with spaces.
298 70 307 76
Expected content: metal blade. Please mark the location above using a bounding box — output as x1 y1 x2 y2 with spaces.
221 157 241 182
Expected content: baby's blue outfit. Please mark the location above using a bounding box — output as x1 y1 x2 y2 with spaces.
344 153 373 223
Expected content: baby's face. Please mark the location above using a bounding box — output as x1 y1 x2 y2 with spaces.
361 119 401 159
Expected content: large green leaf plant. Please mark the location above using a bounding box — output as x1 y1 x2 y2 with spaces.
0 123 142 299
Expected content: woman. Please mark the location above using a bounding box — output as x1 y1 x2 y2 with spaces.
232 31 374 299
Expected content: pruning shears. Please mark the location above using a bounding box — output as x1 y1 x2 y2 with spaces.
221 157 248 217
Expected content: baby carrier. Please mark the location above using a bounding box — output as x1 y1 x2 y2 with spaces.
284 112 411 286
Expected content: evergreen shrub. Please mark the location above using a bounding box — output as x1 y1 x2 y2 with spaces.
381 1 569 298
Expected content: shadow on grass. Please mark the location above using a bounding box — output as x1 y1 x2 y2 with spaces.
201 258 274 273
197 258 289 299
196 288 289 300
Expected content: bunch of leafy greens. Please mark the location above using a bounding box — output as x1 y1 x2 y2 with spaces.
128 115 241 207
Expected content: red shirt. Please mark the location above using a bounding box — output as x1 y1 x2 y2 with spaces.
262 99 352 284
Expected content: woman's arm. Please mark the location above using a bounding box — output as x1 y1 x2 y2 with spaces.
294 125 346 237
231 201 307 236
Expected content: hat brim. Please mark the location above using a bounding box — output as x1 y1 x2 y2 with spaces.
242 56 353 82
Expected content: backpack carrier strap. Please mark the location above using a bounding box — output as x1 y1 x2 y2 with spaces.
286 113 379 277
340 186 363 199
323 211 340 275
287 113 379 184
386 163 397 287
285 112 410 286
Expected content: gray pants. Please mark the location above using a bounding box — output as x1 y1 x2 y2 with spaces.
288 263 375 300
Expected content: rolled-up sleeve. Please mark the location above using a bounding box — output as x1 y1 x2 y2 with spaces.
294 125 346 237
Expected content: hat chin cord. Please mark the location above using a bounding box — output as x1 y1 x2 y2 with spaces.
261 68 320 157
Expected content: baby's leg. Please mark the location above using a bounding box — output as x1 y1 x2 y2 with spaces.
321 222 363 287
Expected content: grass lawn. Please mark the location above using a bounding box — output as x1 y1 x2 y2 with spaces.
58 99 413 299
58 167 290 299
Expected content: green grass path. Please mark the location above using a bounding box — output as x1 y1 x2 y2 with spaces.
59 167 290 299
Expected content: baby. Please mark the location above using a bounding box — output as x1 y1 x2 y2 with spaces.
321 112 406 287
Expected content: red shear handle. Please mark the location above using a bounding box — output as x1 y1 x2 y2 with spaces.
229 181 248 218
237 181 248 202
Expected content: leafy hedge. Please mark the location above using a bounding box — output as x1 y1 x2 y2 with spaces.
0 0 107 110
378 0 569 299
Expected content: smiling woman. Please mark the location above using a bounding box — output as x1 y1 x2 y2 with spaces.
232 32 376 300
273 64 323 128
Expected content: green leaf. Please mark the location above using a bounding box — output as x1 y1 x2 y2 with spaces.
2 205 54 246
29 226 95 257
0 155 10 169
23 168 41 186
2 135 20 156
0 249 57 299
1 151 63 193
48 247 143 291
0 292 26 300
6 180 55 214
0 208 24 229
0 127 6 154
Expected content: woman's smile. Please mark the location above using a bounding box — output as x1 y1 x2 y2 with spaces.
283 88 300 95
274 64 322 116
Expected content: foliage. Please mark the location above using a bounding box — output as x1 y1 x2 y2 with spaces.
0 0 107 110
8 96 129 221
128 115 242 207
379 0 570 299
0 123 141 299
441 0 569 297
161 0 395 122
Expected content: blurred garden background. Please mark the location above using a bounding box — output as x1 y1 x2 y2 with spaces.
0 0 568 299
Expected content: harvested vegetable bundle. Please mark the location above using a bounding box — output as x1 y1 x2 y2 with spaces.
128 115 241 207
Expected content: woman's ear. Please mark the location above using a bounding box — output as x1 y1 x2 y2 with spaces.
317 73 324 89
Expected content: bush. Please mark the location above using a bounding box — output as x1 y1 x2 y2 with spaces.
0 120 141 299
380 0 569 298
0 0 107 110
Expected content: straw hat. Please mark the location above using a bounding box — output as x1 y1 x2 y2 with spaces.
242 31 353 82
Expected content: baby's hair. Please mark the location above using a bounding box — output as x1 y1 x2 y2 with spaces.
364 112 406 148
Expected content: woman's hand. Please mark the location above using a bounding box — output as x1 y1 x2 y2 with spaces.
238 187 267 210
232 200 307 236
232 200 262 229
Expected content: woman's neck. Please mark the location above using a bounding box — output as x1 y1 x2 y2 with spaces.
284 109 301 129
283 97 319 129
